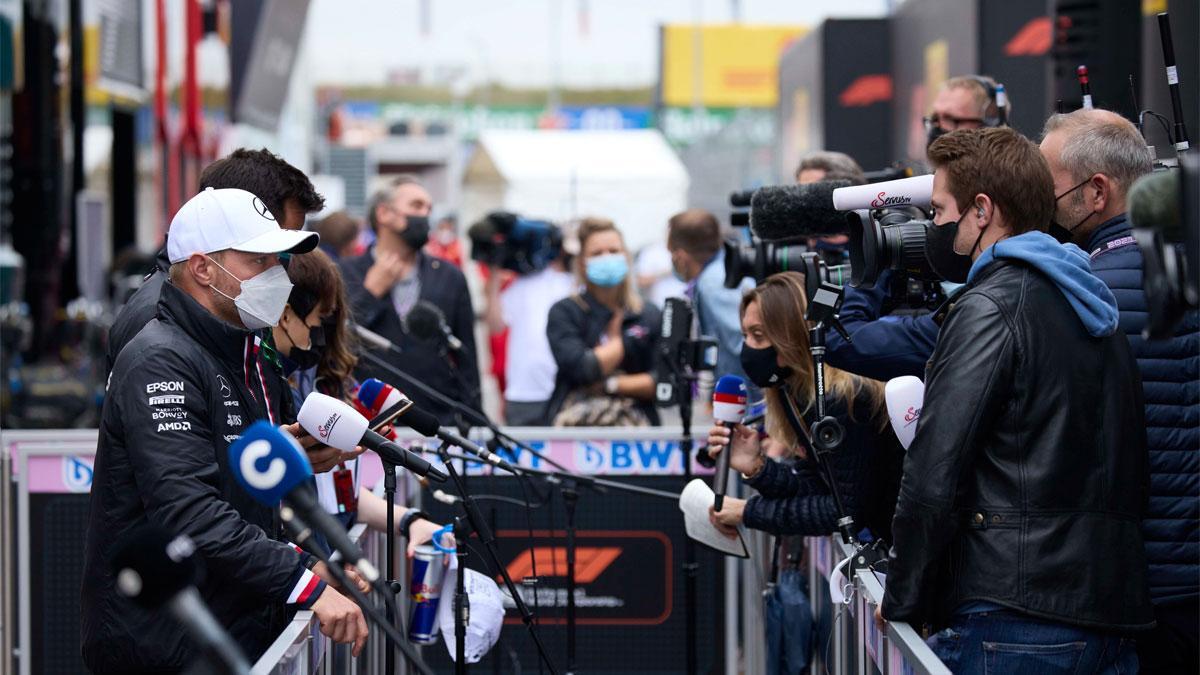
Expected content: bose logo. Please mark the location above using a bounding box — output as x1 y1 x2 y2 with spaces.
239 439 287 491
869 191 912 208
147 381 184 394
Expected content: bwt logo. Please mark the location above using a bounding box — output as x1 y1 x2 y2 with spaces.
504 546 623 584
317 413 340 439
904 405 922 426
870 191 912 208
146 381 184 394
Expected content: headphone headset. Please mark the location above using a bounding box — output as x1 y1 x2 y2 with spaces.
963 75 1007 127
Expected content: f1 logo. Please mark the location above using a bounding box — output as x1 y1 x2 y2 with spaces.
238 439 287 490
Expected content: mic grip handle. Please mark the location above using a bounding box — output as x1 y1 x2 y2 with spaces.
170 587 252 675
713 421 731 511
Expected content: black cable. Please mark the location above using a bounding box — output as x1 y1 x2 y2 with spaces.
1140 109 1176 147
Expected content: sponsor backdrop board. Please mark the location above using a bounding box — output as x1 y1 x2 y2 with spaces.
422 475 726 674
778 18 894 180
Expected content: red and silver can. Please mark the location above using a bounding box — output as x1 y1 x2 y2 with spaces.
408 545 446 644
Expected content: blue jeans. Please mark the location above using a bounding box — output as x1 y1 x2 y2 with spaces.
927 609 1139 674
765 569 814 675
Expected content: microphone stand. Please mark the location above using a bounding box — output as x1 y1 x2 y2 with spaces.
453 515 469 674
433 442 559 674
280 506 433 675
381 456 402 675
792 282 886 568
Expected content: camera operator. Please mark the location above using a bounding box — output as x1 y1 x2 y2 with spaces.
880 127 1152 672
481 221 576 426
546 218 661 426
924 75 1008 148
703 272 902 541
339 175 481 423
667 209 752 384
1040 108 1199 674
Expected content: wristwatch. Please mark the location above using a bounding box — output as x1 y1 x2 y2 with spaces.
604 375 619 394
398 509 431 539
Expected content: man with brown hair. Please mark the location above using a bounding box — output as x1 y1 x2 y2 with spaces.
667 208 751 383
881 127 1152 672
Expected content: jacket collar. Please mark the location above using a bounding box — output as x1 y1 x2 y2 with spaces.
157 280 255 368
1085 214 1131 253
579 290 644 322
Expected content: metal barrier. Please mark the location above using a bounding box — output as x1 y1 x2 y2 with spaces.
806 536 950 675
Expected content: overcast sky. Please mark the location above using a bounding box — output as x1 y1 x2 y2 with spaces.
303 0 891 88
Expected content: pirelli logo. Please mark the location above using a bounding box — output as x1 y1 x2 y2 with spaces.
149 395 186 406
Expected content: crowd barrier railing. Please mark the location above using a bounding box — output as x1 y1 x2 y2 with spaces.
806 536 950 675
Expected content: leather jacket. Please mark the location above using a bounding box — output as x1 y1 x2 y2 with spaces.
882 259 1155 632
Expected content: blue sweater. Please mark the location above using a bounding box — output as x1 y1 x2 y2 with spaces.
825 270 940 381
1087 215 1199 606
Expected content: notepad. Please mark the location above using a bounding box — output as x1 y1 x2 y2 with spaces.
678 479 750 558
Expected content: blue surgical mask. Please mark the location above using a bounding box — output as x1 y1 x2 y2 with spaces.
585 253 628 287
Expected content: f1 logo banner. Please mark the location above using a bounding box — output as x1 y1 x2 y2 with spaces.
495 530 673 626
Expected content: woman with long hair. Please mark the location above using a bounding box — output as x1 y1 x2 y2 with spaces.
272 249 447 557
706 271 903 541
546 217 662 426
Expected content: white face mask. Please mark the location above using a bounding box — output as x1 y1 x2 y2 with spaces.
207 257 294 330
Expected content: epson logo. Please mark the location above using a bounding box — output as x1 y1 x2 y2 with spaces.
869 191 912 208
317 412 340 440
146 381 184 394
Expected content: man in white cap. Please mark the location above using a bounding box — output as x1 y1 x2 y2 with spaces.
82 188 369 674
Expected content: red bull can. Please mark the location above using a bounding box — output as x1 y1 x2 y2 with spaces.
408 545 446 644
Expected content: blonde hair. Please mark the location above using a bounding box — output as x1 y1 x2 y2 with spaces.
740 272 886 452
575 217 642 313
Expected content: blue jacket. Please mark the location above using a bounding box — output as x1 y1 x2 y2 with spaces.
825 270 940 381
694 249 756 386
1086 215 1199 606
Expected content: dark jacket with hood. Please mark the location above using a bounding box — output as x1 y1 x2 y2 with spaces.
82 281 323 674
882 232 1154 632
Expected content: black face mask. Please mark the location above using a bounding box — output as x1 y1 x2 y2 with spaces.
924 211 986 284
1048 178 1094 244
285 323 327 370
740 342 792 389
400 215 431 250
926 124 948 150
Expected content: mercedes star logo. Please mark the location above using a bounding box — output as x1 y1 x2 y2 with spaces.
252 196 275 221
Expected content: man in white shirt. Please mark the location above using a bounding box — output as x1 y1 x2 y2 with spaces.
485 257 576 426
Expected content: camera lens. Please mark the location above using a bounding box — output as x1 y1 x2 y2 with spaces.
848 209 938 287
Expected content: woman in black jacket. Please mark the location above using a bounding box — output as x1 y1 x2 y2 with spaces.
546 217 661 425
706 271 903 541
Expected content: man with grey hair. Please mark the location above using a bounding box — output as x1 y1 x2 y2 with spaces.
793 150 867 185
339 175 481 423
1041 108 1199 675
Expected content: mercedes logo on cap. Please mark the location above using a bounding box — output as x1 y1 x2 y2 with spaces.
252 196 275 221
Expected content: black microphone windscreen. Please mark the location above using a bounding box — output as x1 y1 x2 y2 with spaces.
749 179 853 241
111 524 197 608
404 300 446 341
402 404 441 437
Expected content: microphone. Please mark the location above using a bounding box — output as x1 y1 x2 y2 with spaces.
228 421 384 588
297 392 448 482
355 377 410 432
112 525 252 675
831 174 933 212
404 300 463 352
748 179 853 241
884 376 925 450
432 489 461 505
389 397 517 473
711 375 748 512
354 324 395 352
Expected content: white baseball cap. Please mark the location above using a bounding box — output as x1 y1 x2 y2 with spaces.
166 187 319 264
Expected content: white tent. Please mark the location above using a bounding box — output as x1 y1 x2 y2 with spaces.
461 129 690 254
